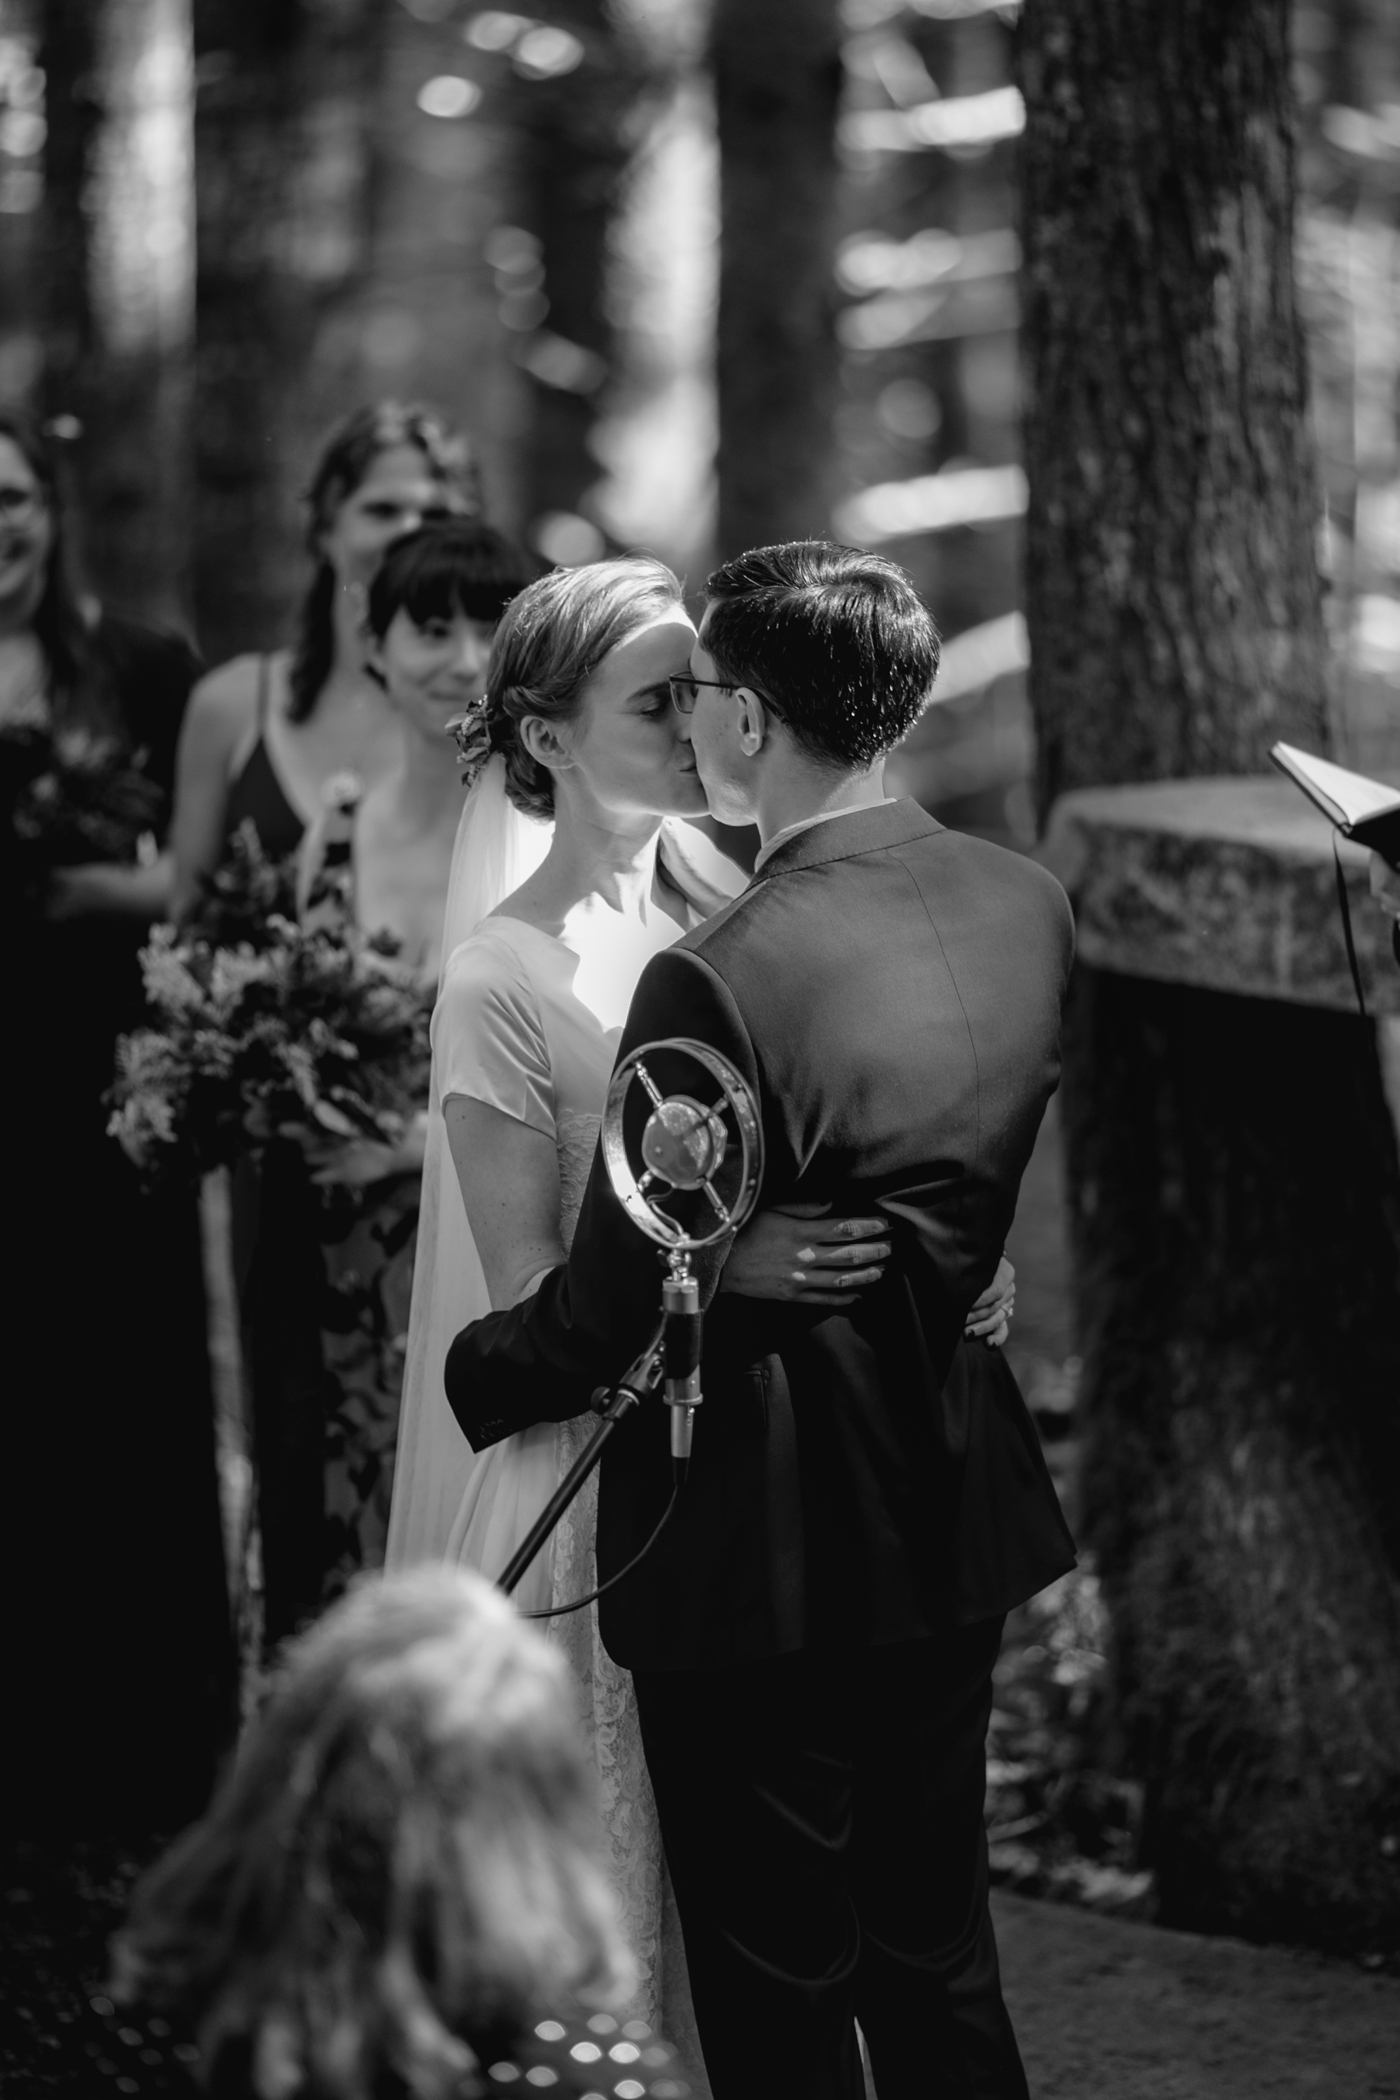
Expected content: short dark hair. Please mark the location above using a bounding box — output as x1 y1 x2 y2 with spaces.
702 540 940 769
365 519 535 639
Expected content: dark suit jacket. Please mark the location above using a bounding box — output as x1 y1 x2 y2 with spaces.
445 800 1077 1670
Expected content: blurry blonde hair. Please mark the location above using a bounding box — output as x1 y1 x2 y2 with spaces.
113 1568 632 2100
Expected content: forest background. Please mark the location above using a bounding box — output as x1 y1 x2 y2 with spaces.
2 0 1400 2000
1 0 1396 826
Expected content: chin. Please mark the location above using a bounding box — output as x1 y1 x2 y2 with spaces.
694 780 748 828
659 782 709 823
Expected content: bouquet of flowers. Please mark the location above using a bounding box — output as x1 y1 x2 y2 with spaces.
186 817 300 949
2 712 163 903
108 902 433 1183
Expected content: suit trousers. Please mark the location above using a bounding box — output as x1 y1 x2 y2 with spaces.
632 1620 1027 2100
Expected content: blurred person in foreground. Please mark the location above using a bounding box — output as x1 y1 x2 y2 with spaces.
113 1567 692 2100
0 407 232 1833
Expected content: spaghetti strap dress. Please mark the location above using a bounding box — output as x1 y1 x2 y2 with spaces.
219 656 330 1650
221 654 306 862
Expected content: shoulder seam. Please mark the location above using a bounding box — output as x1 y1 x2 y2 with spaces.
887 843 982 1168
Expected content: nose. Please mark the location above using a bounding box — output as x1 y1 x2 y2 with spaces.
453 627 490 678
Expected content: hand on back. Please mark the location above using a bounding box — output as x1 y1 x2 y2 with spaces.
719 1202 890 1306
720 1206 1016 1348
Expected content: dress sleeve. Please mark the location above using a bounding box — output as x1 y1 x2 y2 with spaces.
434 933 555 1138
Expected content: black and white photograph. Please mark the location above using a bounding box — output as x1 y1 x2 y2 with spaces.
2 1 1399 2095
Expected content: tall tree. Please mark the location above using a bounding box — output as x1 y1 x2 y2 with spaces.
1021 0 1331 808
505 1 657 547
711 0 843 559
192 0 384 663
41 0 195 630
1020 0 1400 1949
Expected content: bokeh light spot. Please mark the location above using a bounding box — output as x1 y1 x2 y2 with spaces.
417 75 482 120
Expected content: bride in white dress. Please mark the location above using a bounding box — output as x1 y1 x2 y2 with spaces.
385 557 897 2046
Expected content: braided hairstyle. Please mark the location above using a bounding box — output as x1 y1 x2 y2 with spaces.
473 555 684 818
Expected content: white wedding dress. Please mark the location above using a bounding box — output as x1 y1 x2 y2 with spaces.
385 756 742 2040
435 912 674 2008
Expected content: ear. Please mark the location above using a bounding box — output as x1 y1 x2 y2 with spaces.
735 687 770 758
517 712 576 775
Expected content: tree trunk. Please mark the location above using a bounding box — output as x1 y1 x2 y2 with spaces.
507 2 655 551
711 0 842 559
40 0 196 631
1063 965 1400 1947
1020 0 1331 811
191 0 384 663
1020 0 1400 1948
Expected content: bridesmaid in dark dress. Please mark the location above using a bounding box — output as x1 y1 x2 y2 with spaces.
0 411 233 1836
168 402 481 1649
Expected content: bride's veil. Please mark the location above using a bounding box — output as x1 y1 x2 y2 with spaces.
385 753 551 1568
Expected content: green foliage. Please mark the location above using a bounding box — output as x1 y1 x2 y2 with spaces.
1 714 163 904
108 838 432 1183
987 1560 1157 1919
185 818 300 951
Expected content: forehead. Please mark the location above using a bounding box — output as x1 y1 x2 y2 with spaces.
589 610 696 699
690 604 721 664
390 602 497 632
349 443 442 500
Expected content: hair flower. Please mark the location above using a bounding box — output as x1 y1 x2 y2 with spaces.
448 696 493 789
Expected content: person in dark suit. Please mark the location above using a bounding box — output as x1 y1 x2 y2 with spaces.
445 540 1076 2100
1370 849 1400 966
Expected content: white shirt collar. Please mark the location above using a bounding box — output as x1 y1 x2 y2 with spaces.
753 800 897 873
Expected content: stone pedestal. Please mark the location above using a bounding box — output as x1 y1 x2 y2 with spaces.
1043 779 1400 1952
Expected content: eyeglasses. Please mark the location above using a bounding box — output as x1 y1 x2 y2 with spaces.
667 674 729 716
668 673 777 716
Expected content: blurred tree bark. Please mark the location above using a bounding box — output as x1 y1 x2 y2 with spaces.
192 0 385 664
41 0 195 632
1021 0 1331 808
1021 0 1400 1951
711 0 842 558
507 3 655 549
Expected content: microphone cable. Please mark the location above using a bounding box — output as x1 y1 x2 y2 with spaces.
521 1462 684 1621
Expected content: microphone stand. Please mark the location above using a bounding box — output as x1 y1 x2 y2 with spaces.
497 1319 664 1597
493 1031 761 1604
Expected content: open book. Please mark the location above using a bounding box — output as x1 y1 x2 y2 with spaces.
1270 743 1400 861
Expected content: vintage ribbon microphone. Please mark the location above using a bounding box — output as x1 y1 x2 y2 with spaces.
497 1038 763 1605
